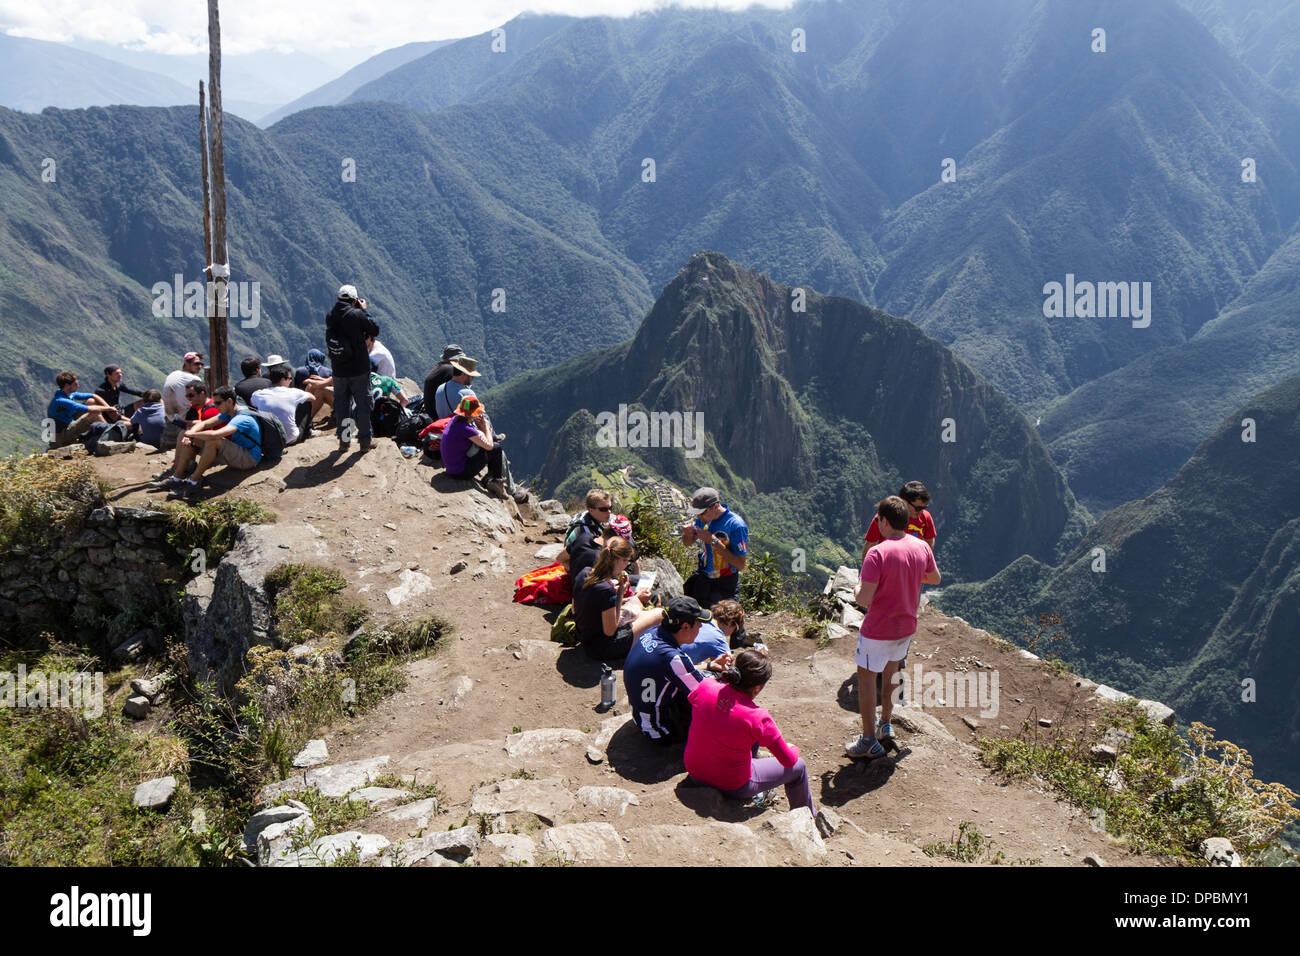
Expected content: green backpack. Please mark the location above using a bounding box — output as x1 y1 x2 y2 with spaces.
550 603 579 646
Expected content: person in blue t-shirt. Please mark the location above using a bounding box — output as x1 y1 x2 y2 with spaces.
679 487 749 609
47 370 115 447
149 386 262 499
624 596 733 744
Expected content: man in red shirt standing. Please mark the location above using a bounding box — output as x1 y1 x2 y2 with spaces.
862 480 936 563
846 496 941 760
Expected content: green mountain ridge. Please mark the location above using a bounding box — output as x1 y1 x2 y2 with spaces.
486 250 1088 583
937 374 1300 789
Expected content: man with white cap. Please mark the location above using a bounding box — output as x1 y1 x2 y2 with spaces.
325 284 379 452
680 487 749 608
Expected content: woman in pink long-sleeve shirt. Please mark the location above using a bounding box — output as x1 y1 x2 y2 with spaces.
684 648 819 818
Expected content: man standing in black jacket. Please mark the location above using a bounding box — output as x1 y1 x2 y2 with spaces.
326 284 380 453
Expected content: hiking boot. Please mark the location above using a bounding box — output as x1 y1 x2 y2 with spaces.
146 475 180 490
749 790 776 809
845 735 884 759
484 479 509 500
166 479 198 500
358 440 374 454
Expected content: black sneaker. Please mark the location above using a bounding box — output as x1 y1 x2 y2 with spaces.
166 480 197 500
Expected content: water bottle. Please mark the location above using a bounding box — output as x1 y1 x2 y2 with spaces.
599 665 617 710
696 517 718 578
399 445 419 458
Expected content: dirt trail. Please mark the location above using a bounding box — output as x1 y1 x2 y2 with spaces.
91 435 1162 866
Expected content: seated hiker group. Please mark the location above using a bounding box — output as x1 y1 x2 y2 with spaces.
514 480 941 832
50 282 940 829
46 283 527 503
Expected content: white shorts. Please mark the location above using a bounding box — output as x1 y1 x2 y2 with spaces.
856 634 913 673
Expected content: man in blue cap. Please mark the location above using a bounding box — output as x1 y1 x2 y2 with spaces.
624 596 732 744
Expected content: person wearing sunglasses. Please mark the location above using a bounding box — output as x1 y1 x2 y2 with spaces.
862 480 936 563
160 351 205 450
560 489 639 580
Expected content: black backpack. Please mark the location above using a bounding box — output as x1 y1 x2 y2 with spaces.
81 419 130 454
395 411 432 446
243 409 287 463
370 397 404 438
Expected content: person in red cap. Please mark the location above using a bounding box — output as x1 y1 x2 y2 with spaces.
160 351 205 450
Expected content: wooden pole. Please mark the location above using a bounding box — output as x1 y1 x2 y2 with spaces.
206 0 230 390
199 80 215 393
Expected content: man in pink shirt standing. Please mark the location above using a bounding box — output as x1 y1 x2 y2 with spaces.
846 496 941 759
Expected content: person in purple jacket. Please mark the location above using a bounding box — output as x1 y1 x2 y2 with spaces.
438 395 509 498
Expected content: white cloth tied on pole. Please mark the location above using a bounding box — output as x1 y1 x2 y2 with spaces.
208 263 231 278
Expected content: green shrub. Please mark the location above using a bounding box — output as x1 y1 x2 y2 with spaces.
739 551 798 613
0 648 195 866
164 497 275 566
265 563 368 646
978 702 1300 863
625 488 694 579
0 455 102 551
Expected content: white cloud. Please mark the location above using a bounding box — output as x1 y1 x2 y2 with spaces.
1 0 799 56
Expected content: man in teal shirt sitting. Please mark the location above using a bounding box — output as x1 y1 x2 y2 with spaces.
149 386 262 499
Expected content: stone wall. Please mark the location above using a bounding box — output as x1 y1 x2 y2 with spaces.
0 505 187 645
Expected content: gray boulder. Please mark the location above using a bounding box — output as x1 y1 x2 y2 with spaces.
129 677 161 702
641 556 684 601
132 776 177 810
533 543 565 563
1138 699 1176 727
346 786 411 809
1201 837 1241 867
292 739 329 768
823 565 858 604
300 831 390 867
541 823 625 863
471 778 574 824
762 809 827 863
243 806 310 851
183 522 330 696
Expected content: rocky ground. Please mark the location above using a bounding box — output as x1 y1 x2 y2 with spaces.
90 434 1168 867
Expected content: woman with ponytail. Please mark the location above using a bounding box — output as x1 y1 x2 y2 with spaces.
684 648 823 823
572 537 663 662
